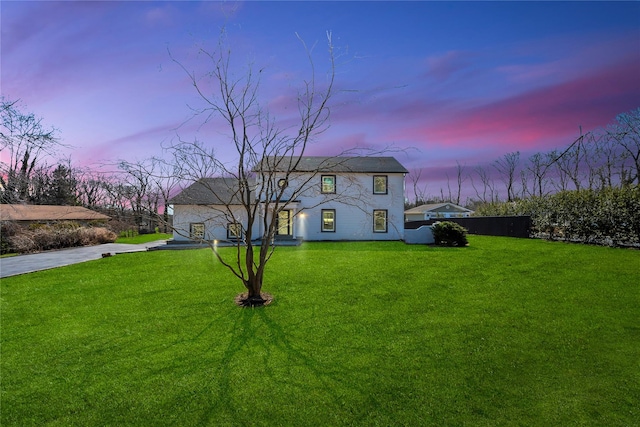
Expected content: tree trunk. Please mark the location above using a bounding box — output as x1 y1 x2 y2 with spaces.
246 277 264 297
242 243 265 306
240 276 265 307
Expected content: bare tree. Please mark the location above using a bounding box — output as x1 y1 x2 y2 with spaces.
118 157 183 233
0 98 61 203
590 132 618 190
524 151 558 198
455 161 466 205
100 176 133 220
152 159 183 233
555 132 587 191
580 131 601 190
166 31 361 306
117 160 154 232
444 162 466 205
470 164 497 204
493 151 520 202
608 108 640 186
76 169 109 209
407 168 428 207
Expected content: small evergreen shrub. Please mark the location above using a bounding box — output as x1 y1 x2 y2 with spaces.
432 221 469 247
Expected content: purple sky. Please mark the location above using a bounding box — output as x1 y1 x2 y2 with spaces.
2 1 639 194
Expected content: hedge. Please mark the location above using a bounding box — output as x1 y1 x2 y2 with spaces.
475 186 640 247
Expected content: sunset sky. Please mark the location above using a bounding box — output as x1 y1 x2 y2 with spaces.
2 1 639 195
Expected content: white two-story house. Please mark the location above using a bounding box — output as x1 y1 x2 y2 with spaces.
169 156 408 242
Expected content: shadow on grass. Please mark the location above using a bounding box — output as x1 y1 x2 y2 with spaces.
196 306 379 424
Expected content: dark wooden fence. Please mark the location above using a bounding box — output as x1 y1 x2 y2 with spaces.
405 216 532 238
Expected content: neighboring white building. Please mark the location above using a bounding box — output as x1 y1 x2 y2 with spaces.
170 156 408 242
404 202 474 222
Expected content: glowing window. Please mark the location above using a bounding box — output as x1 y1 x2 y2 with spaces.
190 223 205 239
321 209 336 232
227 223 242 239
373 176 388 194
373 210 387 233
321 175 336 194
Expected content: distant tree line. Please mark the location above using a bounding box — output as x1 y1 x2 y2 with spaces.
475 110 640 247
0 97 179 234
476 186 640 247
3 96 639 245
408 108 640 209
405 107 639 247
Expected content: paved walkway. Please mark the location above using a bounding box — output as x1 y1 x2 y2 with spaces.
0 240 167 278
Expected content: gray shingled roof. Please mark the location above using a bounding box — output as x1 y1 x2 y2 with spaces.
404 203 473 214
257 156 408 173
169 178 255 205
0 204 111 221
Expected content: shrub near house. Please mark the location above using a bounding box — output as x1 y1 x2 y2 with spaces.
432 221 469 246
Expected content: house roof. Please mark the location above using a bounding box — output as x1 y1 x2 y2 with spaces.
0 204 111 222
169 177 255 205
257 156 409 174
404 203 474 214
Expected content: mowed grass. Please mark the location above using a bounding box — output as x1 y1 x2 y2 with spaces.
1 236 638 426
115 232 172 244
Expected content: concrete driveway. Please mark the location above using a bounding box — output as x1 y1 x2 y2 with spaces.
0 240 167 278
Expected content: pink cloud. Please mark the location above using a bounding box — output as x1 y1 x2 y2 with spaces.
397 57 640 152
71 123 181 167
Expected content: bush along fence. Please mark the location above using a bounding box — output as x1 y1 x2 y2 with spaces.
474 185 640 247
405 216 532 239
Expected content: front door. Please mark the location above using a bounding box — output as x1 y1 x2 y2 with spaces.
276 210 293 237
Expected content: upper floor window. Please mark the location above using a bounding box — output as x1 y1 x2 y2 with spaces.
373 210 388 233
277 178 288 189
373 175 388 194
321 175 336 194
190 223 205 239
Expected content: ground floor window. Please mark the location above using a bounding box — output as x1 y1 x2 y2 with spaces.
190 223 205 239
321 209 336 232
227 222 242 239
373 210 388 233
277 210 293 236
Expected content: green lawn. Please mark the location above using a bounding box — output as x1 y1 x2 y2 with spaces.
1 236 638 426
115 232 172 244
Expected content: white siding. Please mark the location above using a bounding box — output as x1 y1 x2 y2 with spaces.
275 172 405 241
405 225 435 244
172 205 259 242
174 169 406 242
405 213 427 222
